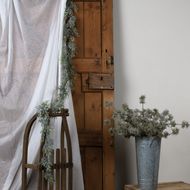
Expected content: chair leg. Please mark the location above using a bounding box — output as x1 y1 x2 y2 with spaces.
56 149 60 190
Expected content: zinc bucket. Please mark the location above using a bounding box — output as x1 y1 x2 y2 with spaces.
135 136 161 190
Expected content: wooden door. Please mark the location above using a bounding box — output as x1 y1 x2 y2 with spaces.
72 0 115 190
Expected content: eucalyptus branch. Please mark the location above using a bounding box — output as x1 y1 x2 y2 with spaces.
110 96 189 138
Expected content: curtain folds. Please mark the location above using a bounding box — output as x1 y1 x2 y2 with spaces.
0 0 84 189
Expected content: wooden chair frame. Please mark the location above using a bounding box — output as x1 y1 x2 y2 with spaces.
22 109 73 190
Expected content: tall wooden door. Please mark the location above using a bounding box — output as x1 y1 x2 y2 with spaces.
72 0 115 190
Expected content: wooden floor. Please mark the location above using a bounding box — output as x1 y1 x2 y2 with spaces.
125 181 190 190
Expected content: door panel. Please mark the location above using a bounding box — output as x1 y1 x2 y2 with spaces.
84 2 101 58
72 74 84 130
72 0 115 189
85 92 102 131
75 2 84 58
85 148 103 190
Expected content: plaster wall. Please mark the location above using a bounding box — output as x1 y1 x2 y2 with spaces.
113 0 190 189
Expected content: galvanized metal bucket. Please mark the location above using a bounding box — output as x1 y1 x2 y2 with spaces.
135 136 161 190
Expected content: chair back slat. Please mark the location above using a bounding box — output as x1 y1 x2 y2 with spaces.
62 116 73 190
22 109 73 190
56 149 60 190
43 175 48 190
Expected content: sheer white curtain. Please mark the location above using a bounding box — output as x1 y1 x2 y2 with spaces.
0 0 84 189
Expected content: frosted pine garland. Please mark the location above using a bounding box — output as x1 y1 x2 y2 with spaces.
37 0 78 182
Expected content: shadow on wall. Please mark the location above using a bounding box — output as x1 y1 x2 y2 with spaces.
113 0 137 189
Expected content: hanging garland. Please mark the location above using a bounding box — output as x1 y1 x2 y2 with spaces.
37 0 78 183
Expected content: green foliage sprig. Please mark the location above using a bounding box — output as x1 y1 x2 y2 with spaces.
52 0 78 110
37 101 54 183
110 96 189 138
37 0 77 183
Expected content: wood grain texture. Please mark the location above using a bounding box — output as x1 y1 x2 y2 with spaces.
102 0 114 73
103 90 115 190
72 0 115 189
82 73 89 92
72 73 85 129
85 92 102 131
85 148 103 190
88 73 114 90
75 2 84 58
56 149 60 190
125 182 190 190
73 58 102 72
84 2 101 58
78 129 102 147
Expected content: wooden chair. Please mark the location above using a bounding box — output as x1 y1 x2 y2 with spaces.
22 109 73 190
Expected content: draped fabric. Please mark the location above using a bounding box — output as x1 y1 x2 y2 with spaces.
0 0 84 189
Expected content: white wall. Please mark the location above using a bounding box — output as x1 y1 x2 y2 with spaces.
113 0 190 189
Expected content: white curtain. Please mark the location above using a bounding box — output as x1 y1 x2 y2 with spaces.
0 0 84 189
